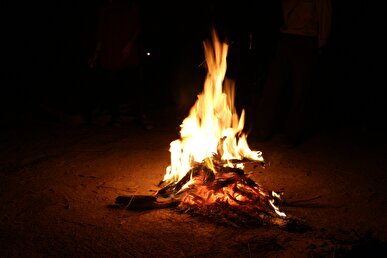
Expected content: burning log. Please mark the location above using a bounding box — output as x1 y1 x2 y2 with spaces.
155 157 288 227
111 161 289 227
111 195 178 210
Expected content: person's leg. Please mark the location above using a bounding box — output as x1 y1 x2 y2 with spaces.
106 70 121 125
132 65 154 129
118 65 153 129
255 37 289 140
285 36 317 144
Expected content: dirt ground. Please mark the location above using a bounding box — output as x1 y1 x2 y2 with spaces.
1 107 386 258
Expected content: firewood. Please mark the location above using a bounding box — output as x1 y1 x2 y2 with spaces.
112 195 178 210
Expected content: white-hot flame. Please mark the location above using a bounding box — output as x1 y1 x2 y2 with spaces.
163 31 263 184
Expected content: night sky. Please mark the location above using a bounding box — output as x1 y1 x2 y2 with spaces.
1 0 386 132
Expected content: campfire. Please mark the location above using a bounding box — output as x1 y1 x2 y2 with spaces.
114 30 289 227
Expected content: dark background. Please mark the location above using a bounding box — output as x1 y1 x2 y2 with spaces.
0 2 386 256
1 0 386 133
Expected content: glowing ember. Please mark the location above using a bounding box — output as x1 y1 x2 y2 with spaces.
157 30 286 226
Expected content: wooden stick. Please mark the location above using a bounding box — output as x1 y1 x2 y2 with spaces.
113 195 178 210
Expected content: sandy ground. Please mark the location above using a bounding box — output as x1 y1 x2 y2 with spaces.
1 107 386 258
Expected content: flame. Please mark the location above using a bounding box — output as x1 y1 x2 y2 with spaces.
157 30 286 221
162 30 263 185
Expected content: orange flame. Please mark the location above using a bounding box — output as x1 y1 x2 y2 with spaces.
163 30 263 185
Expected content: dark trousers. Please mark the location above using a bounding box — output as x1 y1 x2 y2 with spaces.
257 33 318 140
88 65 142 123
